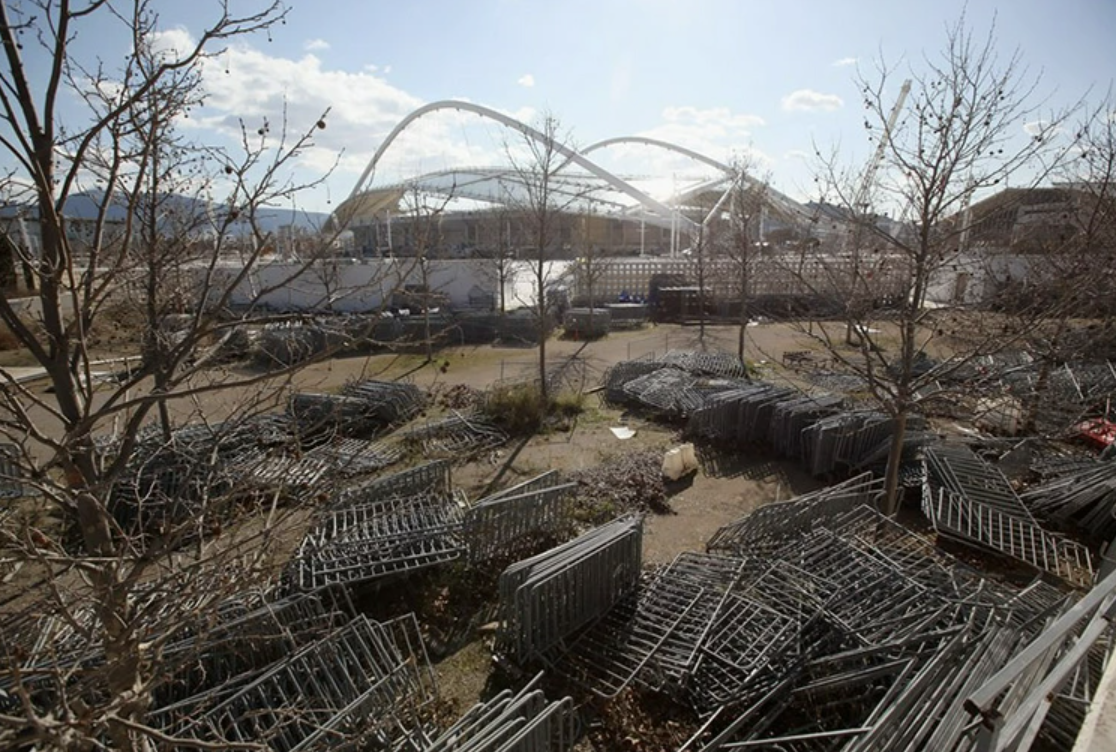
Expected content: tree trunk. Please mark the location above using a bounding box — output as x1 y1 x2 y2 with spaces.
882 409 909 516
738 256 748 362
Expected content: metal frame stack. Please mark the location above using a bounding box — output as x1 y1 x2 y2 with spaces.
465 472 576 563
394 673 577 752
529 496 1104 751
0 442 25 499
767 393 844 458
680 503 1100 751
398 411 508 458
341 379 426 425
1020 457 1116 542
922 445 1093 587
286 461 465 591
602 350 748 419
707 472 885 557
497 516 643 666
159 614 434 752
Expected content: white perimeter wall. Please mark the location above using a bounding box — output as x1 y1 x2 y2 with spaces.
203 258 572 313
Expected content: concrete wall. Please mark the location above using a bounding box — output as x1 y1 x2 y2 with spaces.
203 257 572 313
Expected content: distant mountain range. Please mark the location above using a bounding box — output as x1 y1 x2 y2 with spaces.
2 190 332 234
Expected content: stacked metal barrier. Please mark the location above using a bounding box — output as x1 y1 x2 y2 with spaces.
767 393 844 457
656 350 747 378
290 380 425 438
341 379 426 424
537 496 1103 751
287 461 465 591
398 411 508 458
304 437 403 478
497 516 643 665
1020 457 1116 542
557 552 765 701
160 614 434 752
707 472 884 556
393 673 577 752
465 472 576 563
617 367 707 418
602 350 748 419
154 591 345 711
922 445 1094 586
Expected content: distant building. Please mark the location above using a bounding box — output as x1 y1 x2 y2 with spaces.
926 185 1116 309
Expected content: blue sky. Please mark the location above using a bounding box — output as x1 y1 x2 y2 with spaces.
11 0 1116 213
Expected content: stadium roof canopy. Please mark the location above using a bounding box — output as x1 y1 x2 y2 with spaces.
332 100 810 233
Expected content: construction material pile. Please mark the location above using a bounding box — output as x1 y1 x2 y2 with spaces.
922 444 1093 586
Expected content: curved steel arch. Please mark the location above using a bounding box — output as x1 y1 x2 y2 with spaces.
345 100 695 231
578 136 735 176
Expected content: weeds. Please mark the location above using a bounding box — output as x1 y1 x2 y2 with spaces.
483 382 585 435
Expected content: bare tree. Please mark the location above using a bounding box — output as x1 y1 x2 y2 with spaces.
794 17 1077 514
724 164 768 361
476 204 520 316
394 182 455 363
505 112 577 406
0 3 397 749
571 207 614 336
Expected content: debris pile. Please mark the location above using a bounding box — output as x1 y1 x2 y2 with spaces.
563 451 670 518
431 382 483 411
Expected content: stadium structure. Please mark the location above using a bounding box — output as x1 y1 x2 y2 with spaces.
332 100 827 260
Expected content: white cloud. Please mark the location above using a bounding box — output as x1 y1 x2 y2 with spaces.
781 89 844 112
784 149 811 161
147 27 196 60
303 38 330 52
832 57 857 67
182 43 434 184
517 74 535 88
